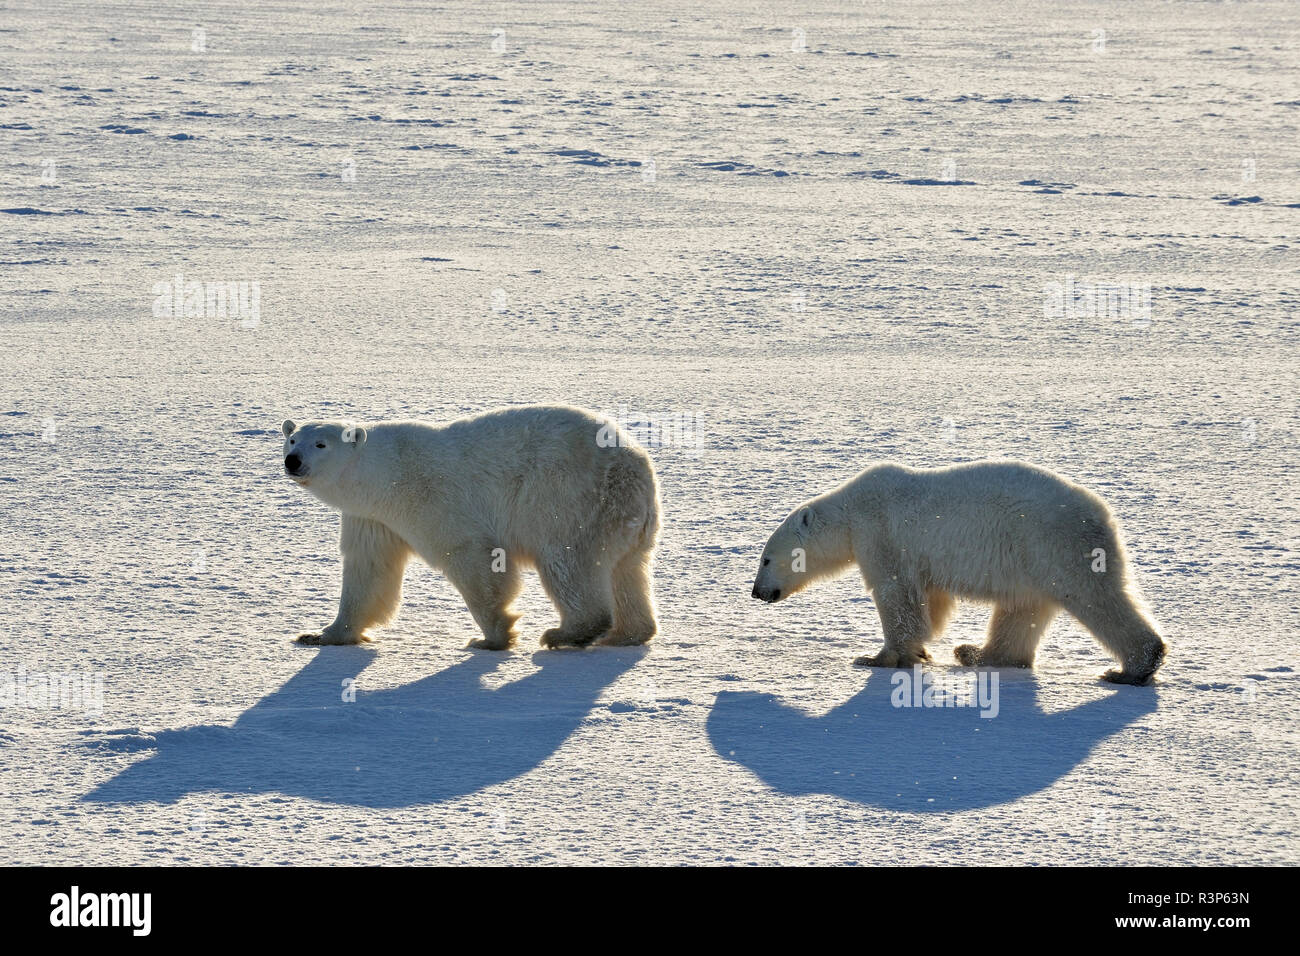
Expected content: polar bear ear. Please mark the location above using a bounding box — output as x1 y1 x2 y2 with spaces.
341 424 367 446
281 419 296 437
797 506 814 529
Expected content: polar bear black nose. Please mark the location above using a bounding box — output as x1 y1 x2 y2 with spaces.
284 453 302 474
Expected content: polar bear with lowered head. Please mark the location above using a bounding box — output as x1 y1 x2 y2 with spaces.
751 460 1166 684
282 405 659 650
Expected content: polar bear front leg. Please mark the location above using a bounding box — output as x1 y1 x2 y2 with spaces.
442 544 523 651
299 516 412 646
853 583 933 669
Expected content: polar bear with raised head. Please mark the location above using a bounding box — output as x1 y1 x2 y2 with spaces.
281 405 659 650
751 460 1166 684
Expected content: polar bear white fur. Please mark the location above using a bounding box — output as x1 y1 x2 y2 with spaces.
751 460 1166 685
281 405 659 650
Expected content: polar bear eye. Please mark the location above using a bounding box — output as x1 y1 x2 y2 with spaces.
315 442 326 449
763 558 771 567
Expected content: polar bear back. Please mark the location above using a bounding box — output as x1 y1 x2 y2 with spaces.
329 405 657 565
848 461 1123 604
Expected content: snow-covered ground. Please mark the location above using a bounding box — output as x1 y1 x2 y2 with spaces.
1 0 1297 864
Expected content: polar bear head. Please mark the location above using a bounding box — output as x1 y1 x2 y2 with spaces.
751 496 854 604
751 503 821 603
281 419 367 490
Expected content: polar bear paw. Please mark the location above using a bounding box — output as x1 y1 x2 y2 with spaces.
540 626 599 649
540 613 614 649
297 630 370 646
1100 640 1166 685
591 629 654 647
954 644 1037 668
467 635 516 651
853 647 930 668
1100 667 1156 686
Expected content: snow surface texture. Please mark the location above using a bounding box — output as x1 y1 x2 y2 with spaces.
1 0 1297 865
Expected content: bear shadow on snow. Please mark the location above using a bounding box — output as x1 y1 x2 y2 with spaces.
83 647 643 809
706 669 1158 812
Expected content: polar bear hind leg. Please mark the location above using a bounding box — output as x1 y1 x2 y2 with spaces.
594 541 658 646
954 599 1057 668
536 543 616 648
1061 587 1166 685
592 455 659 647
299 516 411 646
